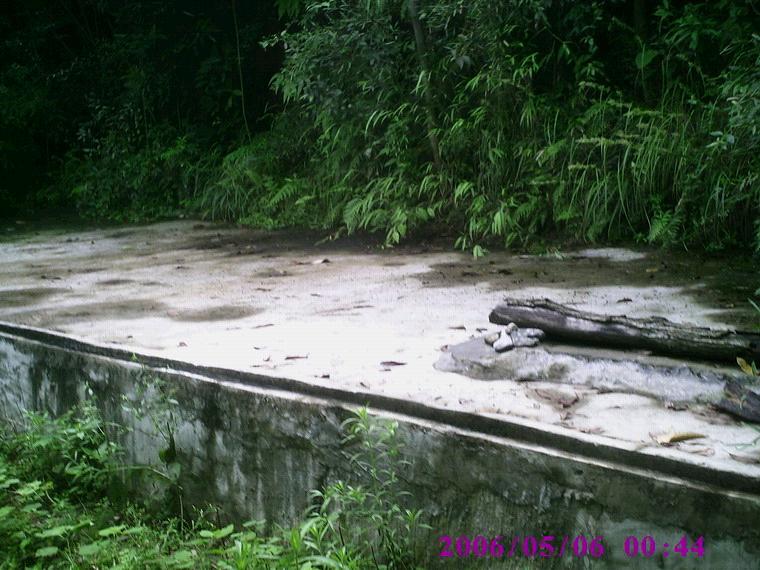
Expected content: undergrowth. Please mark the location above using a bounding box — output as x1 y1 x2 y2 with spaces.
0 400 427 569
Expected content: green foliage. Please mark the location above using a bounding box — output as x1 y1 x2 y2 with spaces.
2 0 758 254
252 0 759 253
0 400 428 569
294 408 428 568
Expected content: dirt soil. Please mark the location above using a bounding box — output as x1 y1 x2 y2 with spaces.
1 220 759 476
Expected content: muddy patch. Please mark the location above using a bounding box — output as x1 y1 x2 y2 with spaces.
167 305 262 322
0 287 67 307
5 299 168 325
106 230 138 239
97 278 135 286
417 249 759 330
254 268 291 279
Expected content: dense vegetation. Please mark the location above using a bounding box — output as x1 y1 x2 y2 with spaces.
1 0 758 253
0 402 427 568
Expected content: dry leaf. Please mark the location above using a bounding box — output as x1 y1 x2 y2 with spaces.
685 446 715 457
380 360 406 366
652 431 705 446
448 325 466 330
285 355 308 360
252 323 274 329
178 341 187 347
737 357 755 376
728 451 760 465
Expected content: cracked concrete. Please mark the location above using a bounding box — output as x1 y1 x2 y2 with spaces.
1 220 759 476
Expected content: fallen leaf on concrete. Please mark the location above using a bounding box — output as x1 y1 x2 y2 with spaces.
40 275 62 280
353 304 374 309
285 355 308 360
252 323 274 329
737 357 756 376
580 426 604 435
534 389 579 409
254 287 272 292
684 446 714 457
475 327 487 332
448 325 466 330
729 451 760 465
616 297 633 303
380 360 406 367
312 258 330 264
652 431 705 446
645 267 659 273
178 341 187 347
475 407 503 414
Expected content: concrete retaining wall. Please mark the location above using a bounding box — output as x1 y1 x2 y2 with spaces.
1 324 758 568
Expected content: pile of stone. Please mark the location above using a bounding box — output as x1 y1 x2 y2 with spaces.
484 322 545 352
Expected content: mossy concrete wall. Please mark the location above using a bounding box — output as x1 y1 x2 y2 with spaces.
1 326 759 568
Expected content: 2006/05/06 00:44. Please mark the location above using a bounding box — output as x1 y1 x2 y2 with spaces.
439 534 705 560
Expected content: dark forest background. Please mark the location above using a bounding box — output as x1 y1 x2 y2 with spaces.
1 0 758 254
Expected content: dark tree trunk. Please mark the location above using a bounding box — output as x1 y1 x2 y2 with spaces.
407 0 444 178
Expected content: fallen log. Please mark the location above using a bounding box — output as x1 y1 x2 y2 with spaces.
489 298 760 363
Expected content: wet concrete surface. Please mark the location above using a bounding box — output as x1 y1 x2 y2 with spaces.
1 220 759 476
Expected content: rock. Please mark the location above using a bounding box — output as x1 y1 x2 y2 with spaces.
484 332 500 346
511 330 541 347
493 330 514 352
522 327 546 340
485 325 545 349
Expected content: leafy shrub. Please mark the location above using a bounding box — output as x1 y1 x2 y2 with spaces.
0 399 428 569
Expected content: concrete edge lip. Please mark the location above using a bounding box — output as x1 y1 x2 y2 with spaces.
1 319 759 495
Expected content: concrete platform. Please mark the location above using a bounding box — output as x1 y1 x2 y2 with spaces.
1 220 759 482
